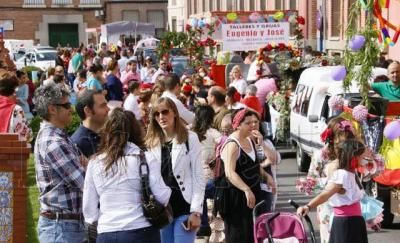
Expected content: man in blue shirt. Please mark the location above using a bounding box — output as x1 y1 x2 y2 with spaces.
71 89 109 158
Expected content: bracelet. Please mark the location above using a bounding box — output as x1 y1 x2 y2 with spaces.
305 204 312 210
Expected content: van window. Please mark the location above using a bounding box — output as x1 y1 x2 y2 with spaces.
320 95 331 122
300 87 313 116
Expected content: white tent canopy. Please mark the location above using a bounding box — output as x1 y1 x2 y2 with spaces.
100 21 155 45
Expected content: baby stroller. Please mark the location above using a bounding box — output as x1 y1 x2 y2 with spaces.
253 200 317 243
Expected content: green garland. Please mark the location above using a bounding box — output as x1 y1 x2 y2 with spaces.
344 0 381 107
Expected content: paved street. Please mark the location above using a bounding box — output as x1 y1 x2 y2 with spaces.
275 150 400 243
197 149 400 243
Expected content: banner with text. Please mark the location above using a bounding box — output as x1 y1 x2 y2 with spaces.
222 23 290 51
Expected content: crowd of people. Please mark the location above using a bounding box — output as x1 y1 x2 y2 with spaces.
0 42 398 243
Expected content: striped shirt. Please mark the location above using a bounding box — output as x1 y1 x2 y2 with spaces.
34 121 85 213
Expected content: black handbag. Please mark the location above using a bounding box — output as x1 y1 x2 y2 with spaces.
138 151 173 229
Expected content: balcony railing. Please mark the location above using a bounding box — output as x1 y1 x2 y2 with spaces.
52 0 73 5
23 0 46 8
79 0 102 7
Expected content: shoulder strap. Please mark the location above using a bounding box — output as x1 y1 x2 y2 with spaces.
185 139 189 154
138 150 152 202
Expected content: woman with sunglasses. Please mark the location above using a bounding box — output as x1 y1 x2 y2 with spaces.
145 97 205 243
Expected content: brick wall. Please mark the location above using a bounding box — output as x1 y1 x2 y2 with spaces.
0 8 101 41
105 2 168 23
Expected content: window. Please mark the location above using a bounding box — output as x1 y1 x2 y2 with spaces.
260 0 266 10
331 0 341 37
210 0 213 11
289 0 297 9
250 0 255 10
171 0 176 5
194 0 197 13
147 10 165 38
203 1 206 12
275 0 283 9
239 0 245 10
122 10 139 22
292 85 313 116
171 17 177 32
79 0 101 5
217 0 221 9
227 0 234 10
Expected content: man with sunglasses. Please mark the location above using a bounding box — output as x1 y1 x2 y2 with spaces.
151 59 169 83
33 84 86 242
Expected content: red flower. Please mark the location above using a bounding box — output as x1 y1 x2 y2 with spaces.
320 128 333 143
256 69 262 76
265 44 273 51
297 16 305 25
185 24 192 31
265 57 271 63
321 59 328 66
278 43 286 51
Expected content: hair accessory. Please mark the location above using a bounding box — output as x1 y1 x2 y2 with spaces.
232 109 247 130
320 128 333 143
350 157 359 170
337 120 355 134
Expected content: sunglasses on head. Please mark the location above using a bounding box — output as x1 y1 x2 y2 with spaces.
53 102 72 109
154 109 170 117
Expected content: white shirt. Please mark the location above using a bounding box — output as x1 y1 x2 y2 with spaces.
328 169 363 207
123 93 142 120
161 91 195 124
151 68 168 83
228 102 247 110
83 142 171 233
229 78 247 96
140 66 156 83
200 128 222 180
118 56 128 73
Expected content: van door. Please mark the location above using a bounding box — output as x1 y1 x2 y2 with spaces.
308 94 330 150
290 84 314 153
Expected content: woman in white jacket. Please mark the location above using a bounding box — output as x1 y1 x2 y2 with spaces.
145 97 205 243
83 108 171 243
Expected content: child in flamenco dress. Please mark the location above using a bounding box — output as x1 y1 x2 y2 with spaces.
298 139 368 243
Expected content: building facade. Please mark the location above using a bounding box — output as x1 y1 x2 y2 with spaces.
168 0 319 51
0 0 167 47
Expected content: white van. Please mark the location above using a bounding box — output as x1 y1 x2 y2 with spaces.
14 46 57 71
290 66 387 172
4 39 34 61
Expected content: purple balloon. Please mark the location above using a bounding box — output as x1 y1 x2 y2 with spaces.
384 121 400 140
349 35 366 51
316 11 322 31
331 66 347 81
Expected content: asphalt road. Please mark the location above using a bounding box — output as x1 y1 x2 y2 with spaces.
275 150 400 243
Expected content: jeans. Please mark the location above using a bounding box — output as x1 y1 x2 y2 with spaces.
160 215 196 243
201 179 215 228
260 190 274 213
67 73 76 88
97 226 160 243
38 216 85 243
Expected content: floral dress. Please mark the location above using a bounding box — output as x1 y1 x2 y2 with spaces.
8 105 32 142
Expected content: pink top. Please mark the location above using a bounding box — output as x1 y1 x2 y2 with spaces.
333 202 362 217
254 78 278 106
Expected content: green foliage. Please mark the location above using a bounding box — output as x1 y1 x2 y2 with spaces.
27 154 40 243
29 108 81 143
344 0 380 107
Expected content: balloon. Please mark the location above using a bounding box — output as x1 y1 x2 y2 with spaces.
249 12 261 23
227 12 238 21
349 35 366 51
198 19 205 28
257 16 266 23
384 120 400 140
331 66 347 81
190 18 198 27
268 16 275 23
273 11 285 21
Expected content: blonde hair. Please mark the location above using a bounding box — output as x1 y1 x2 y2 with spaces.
145 97 189 148
230 65 242 78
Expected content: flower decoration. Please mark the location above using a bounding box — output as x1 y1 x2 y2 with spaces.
296 176 323 196
336 120 355 134
358 151 385 180
296 16 306 25
352 104 368 122
328 95 344 112
320 128 333 143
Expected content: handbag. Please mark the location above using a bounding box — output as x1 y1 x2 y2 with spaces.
138 150 173 229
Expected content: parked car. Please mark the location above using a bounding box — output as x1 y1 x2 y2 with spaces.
170 56 191 77
15 46 57 71
290 66 387 172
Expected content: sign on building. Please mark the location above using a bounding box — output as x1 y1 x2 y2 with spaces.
222 22 290 51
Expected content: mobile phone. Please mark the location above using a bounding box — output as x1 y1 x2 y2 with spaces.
181 219 189 230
